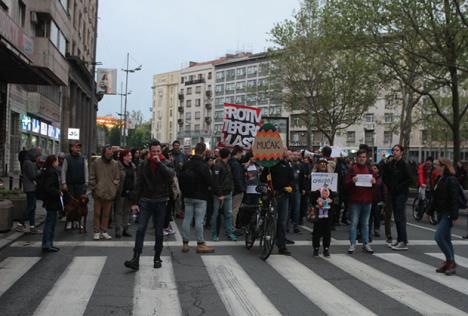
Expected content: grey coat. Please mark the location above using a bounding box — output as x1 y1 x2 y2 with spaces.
22 149 41 193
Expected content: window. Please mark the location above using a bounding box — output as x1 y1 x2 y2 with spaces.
185 112 191 120
225 83 235 94
215 84 224 96
247 80 257 89
236 67 246 79
195 111 201 119
186 100 192 107
185 124 190 131
187 87 192 95
346 131 355 145
225 96 234 104
215 97 224 108
198 74 203 80
236 81 246 93
208 72 212 79
216 71 225 82
181 77 185 84
226 69 235 81
195 86 201 94
214 111 223 119
384 131 393 144
292 116 300 127
194 124 200 131
180 88 184 94
246 94 256 105
50 21 67 56
235 95 245 104
258 78 268 89
259 63 269 76
364 113 374 123
247 65 257 77
365 130 374 145
19 1 26 27
258 93 268 105
384 113 393 123
195 99 201 107
189 75 194 81
421 130 428 144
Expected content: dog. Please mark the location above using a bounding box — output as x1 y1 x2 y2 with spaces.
64 194 89 233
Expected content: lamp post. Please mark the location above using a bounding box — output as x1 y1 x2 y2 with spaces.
122 53 142 147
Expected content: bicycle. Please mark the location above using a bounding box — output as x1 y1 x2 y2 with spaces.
412 187 437 225
244 184 278 261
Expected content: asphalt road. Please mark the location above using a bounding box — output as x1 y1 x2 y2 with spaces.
1 202 468 316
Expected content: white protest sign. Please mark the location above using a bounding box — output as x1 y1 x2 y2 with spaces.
67 128 80 140
356 174 373 187
222 103 262 150
311 172 338 192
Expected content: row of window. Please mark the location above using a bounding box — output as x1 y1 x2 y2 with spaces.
215 63 270 82
184 99 202 107
181 72 212 84
181 85 212 95
363 113 394 123
214 93 272 107
185 111 205 120
184 123 209 132
214 79 269 95
346 131 394 145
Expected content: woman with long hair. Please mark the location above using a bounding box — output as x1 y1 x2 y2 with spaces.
41 155 62 252
433 158 460 275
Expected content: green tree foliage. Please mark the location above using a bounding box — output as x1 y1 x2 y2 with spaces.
268 0 381 146
108 126 121 146
127 122 151 149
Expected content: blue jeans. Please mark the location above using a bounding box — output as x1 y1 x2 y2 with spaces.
42 209 57 249
393 193 408 243
23 192 37 226
182 198 207 243
276 193 290 250
134 199 167 258
350 203 372 245
211 194 234 237
435 214 454 261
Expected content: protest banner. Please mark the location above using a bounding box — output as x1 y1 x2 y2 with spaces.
222 103 262 150
252 123 284 168
311 172 338 192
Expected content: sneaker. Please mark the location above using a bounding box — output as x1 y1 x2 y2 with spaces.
348 244 356 254
278 248 292 256
211 234 219 241
101 232 112 240
15 223 26 233
286 239 295 245
313 248 319 257
163 229 169 236
388 240 398 248
363 244 374 254
182 243 190 253
29 226 42 234
391 242 408 251
323 248 330 257
228 233 238 241
196 243 215 254
164 227 176 235
93 233 100 240
65 222 72 230
293 227 301 234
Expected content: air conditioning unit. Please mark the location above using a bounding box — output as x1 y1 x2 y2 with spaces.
31 11 38 24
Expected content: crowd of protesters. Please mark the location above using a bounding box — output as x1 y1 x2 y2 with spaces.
12 140 468 275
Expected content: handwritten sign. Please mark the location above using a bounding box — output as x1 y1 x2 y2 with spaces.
356 174 373 187
222 103 262 150
252 123 284 168
311 173 338 192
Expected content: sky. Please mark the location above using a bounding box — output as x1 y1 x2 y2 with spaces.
96 0 302 120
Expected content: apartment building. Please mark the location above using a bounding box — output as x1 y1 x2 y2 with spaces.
151 70 179 143
0 0 98 175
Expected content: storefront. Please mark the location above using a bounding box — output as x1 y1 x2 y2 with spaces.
19 113 60 156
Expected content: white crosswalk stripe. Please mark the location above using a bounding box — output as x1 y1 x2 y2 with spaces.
268 255 376 316
0 257 40 297
328 254 468 316
202 255 282 316
376 253 468 296
133 256 182 316
426 252 468 269
32 256 106 316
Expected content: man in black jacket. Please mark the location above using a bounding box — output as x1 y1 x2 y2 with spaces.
228 146 246 231
125 140 174 270
211 148 237 241
180 143 214 253
261 156 295 255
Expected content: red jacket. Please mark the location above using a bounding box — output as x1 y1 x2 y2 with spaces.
417 163 439 187
345 163 373 204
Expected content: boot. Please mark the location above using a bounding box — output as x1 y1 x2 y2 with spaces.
182 242 190 253
436 261 448 273
124 250 140 271
154 255 162 269
122 228 132 237
196 243 214 254
445 260 457 276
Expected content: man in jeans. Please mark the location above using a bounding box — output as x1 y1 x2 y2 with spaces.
125 140 175 270
16 147 42 233
345 149 375 254
180 143 214 253
228 146 246 231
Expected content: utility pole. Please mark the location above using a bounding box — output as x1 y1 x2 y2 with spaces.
121 52 142 147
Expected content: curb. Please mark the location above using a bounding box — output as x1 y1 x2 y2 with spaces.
0 217 45 251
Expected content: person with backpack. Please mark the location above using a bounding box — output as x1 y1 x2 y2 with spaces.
40 155 63 252
432 159 462 275
16 147 42 234
179 143 214 253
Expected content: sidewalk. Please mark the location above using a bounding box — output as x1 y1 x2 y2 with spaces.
0 201 46 250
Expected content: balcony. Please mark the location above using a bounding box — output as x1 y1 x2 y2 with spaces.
32 37 68 85
29 1 71 35
205 90 212 98
177 119 184 126
178 93 184 101
178 106 184 113
205 117 212 124
184 78 205 86
205 103 212 110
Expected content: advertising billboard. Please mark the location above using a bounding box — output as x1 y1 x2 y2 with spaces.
96 68 117 95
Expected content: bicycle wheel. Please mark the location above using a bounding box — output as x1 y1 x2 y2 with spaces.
260 209 277 261
412 197 423 221
245 216 257 250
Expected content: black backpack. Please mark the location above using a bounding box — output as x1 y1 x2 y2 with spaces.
179 163 198 195
35 169 47 201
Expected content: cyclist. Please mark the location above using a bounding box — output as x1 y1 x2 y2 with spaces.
417 157 440 208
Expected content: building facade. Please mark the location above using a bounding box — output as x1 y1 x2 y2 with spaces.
151 70 179 143
0 0 98 175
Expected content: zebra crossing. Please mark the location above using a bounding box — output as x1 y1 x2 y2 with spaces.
1 252 468 316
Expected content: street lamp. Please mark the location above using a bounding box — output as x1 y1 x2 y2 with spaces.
122 52 142 147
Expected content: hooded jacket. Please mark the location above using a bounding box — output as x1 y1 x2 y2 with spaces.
22 149 41 193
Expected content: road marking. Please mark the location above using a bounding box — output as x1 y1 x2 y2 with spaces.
0 257 40 297
202 255 281 316
299 225 337 241
0 232 24 249
329 254 468 316
407 222 463 239
376 253 468 296
171 221 183 243
268 255 376 316
33 256 106 316
133 256 182 316
426 253 468 269
9 239 468 248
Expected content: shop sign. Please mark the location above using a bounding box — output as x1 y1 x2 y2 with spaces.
40 122 48 136
68 128 80 140
31 118 40 133
20 114 31 131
